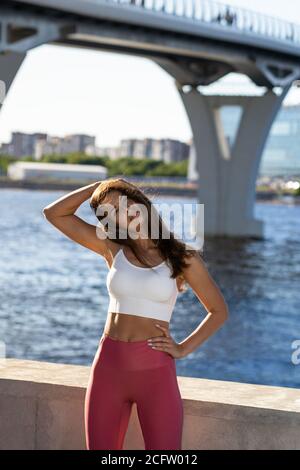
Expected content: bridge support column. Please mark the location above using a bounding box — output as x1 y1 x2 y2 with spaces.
179 85 291 238
0 51 27 112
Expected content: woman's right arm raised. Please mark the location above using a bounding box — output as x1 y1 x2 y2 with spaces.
42 181 110 258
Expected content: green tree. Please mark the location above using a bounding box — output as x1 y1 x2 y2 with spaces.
1 151 188 178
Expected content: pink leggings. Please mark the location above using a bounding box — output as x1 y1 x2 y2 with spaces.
84 333 184 450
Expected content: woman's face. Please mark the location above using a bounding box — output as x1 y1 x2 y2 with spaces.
100 190 145 238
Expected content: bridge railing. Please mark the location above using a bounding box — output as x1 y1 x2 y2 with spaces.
109 0 300 46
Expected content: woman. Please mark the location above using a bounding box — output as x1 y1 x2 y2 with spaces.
43 177 229 450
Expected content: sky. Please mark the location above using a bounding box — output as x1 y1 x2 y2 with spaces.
0 0 300 147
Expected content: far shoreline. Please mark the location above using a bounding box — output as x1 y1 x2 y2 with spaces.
0 176 299 205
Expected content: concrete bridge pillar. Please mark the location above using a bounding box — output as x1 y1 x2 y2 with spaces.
178 85 292 238
0 51 27 112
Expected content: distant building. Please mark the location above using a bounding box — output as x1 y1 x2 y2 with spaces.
152 139 163 161
7 161 107 181
85 145 121 159
0 132 95 159
144 138 154 159
119 139 136 158
221 103 300 176
263 104 300 176
161 139 189 163
118 138 189 162
35 134 95 159
188 103 300 180
1 130 190 165
0 142 13 155
0 132 47 158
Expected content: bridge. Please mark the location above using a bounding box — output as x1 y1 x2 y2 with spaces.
1 0 300 237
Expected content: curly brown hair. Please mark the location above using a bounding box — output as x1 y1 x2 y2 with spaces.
90 177 201 281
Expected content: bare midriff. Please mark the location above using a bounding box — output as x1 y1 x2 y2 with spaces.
103 311 169 342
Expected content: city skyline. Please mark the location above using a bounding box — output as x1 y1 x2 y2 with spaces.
2 99 299 153
0 131 190 164
0 130 191 149
2 96 300 177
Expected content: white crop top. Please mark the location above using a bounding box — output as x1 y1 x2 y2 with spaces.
106 247 179 322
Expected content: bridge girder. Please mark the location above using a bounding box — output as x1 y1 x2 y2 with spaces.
1 5 300 89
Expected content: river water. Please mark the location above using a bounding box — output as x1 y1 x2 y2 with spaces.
0 189 299 389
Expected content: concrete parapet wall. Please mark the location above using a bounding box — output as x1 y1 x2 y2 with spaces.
0 358 299 450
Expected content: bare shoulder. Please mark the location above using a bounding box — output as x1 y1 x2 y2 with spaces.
181 250 207 276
